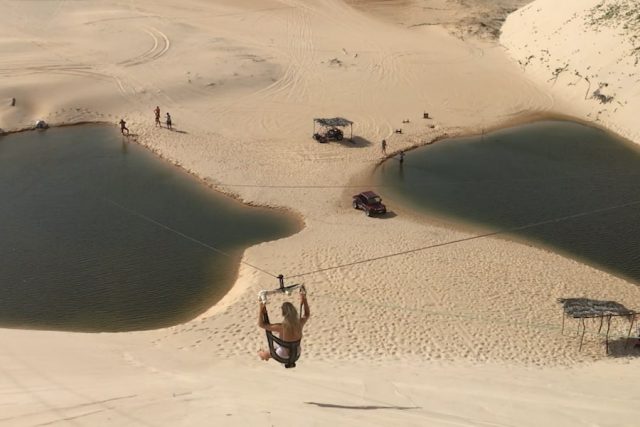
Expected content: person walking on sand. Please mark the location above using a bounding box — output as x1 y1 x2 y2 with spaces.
166 112 172 130
119 119 129 135
154 106 161 127
257 292 310 362
381 139 387 155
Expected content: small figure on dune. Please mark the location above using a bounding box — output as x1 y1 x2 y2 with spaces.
381 139 387 155
11 97 16 107
166 112 172 130
154 106 161 127
119 118 129 135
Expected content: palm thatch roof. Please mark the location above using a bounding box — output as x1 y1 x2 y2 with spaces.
313 117 353 127
558 298 635 318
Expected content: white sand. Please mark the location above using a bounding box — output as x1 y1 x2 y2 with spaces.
1 0 639 425
501 0 640 143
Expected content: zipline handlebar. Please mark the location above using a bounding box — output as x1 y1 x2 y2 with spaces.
258 274 305 303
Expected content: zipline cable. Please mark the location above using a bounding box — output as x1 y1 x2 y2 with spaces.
209 159 640 190
104 198 279 279
104 193 640 287
288 197 640 279
307 292 638 357
105 196 638 342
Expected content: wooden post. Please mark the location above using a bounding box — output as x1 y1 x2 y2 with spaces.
605 315 612 355
579 317 586 351
598 316 604 333
576 317 581 336
625 314 636 349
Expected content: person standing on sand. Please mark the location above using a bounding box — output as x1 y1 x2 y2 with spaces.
381 139 387 155
258 293 310 362
119 119 129 135
166 112 172 130
154 106 161 127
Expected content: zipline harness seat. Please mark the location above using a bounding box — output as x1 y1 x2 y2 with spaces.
259 275 307 368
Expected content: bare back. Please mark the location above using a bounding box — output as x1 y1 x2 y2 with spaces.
280 319 307 342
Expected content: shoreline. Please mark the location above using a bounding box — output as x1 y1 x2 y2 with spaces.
378 110 640 163
0 122 305 333
375 116 640 292
2 113 638 332
0 121 308 226
1 1 640 424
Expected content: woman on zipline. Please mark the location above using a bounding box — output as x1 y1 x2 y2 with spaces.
258 292 310 361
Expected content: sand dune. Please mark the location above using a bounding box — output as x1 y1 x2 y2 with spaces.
1 0 639 425
502 0 640 143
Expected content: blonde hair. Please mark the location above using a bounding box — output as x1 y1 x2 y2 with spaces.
281 302 301 337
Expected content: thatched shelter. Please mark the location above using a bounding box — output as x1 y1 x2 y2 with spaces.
313 117 353 141
558 298 637 353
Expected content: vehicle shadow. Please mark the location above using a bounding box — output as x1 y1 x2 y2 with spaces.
377 211 397 219
337 136 373 148
351 210 397 219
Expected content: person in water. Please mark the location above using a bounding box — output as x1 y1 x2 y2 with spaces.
258 292 310 361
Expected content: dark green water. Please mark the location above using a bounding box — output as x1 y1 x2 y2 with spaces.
375 120 640 284
0 125 300 332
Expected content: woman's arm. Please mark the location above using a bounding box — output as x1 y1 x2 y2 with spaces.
258 302 283 333
300 294 310 325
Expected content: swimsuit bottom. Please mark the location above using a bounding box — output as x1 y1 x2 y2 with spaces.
274 343 301 359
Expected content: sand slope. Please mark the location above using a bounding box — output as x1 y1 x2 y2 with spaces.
3 328 639 426
501 0 640 143
1 0 639 425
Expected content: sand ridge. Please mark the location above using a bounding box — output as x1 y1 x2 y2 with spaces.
1 0 639 425
501 0 640 144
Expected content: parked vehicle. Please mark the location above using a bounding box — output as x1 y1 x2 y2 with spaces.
326 127 343 140
313 127 343 143
352 191 387 217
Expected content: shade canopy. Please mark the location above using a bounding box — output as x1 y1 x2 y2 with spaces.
313 117 353 127
558 298 635 318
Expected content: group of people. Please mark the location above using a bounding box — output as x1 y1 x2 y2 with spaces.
118 106 173 136
154 106 172 130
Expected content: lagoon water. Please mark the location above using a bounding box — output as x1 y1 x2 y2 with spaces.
0 126 300 332
376 120 640 284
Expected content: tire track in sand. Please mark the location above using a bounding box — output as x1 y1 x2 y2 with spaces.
211 0 317 136
117 26 170 67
